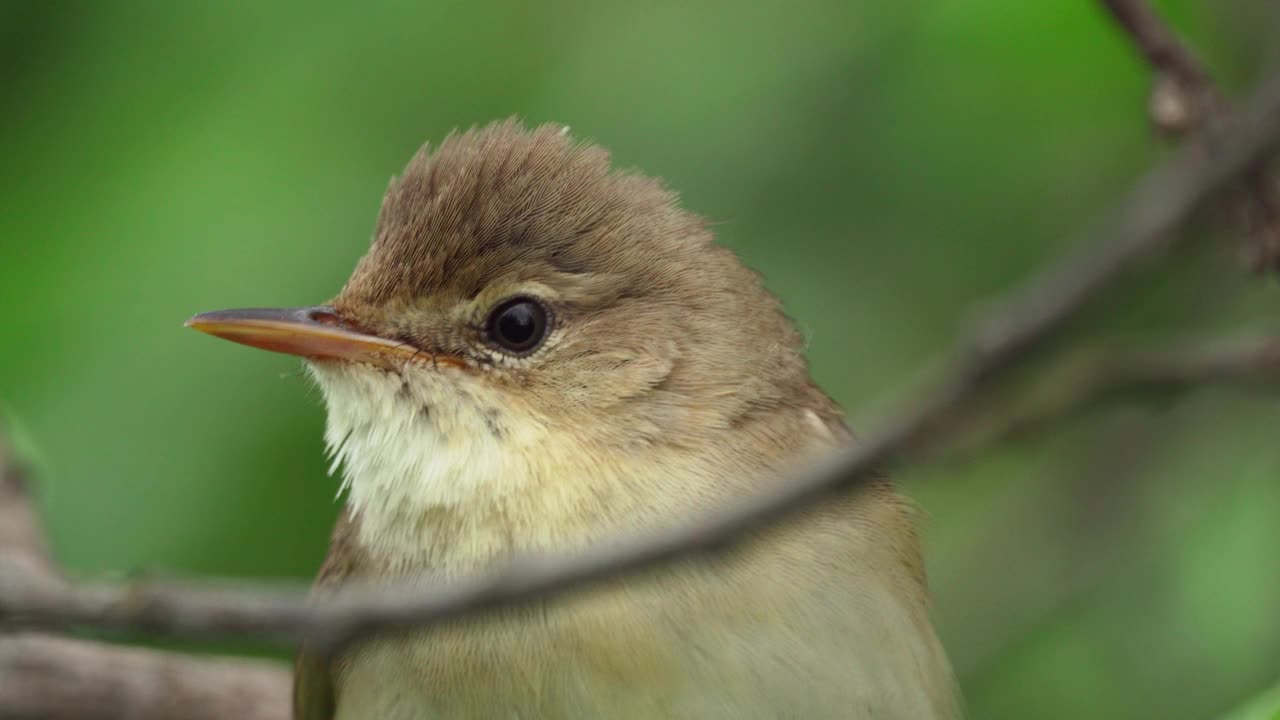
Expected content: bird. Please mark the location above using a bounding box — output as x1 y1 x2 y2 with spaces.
187 120 959 719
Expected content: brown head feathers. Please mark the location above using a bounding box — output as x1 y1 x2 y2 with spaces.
340 120 702 308
332 119 837 441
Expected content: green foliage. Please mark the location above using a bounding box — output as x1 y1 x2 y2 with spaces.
1221 683 1280 720
1 2 1276 718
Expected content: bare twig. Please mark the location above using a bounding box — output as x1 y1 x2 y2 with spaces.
1100 0 1218 134
0 430 291 720
1100 0 1280 272
1 67 1278 656
937 335 1280 459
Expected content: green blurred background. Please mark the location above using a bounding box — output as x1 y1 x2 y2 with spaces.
2 1 1278 718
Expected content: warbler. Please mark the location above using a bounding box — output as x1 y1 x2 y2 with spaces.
189 120 959 719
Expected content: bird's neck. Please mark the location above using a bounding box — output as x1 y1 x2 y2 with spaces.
310 364 703 576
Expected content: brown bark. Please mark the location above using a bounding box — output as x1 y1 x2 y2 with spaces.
0 433 291 720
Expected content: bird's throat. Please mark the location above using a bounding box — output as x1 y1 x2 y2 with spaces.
306 361 618 574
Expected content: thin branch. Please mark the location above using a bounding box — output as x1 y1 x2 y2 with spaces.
936 335 1280 459
0 428 290 720
1100 0 1216 111
1100 0 1280 272
1 66 1279 655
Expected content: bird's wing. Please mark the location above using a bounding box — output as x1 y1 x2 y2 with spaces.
294 507 361 720
293 649 335 720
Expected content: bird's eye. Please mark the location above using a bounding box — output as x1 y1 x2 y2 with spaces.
485 297 550 355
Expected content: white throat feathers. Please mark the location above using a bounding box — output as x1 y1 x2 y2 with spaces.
305 361 673 572
307 361 558 568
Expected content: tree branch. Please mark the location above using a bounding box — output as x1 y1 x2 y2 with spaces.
0 428 291 720
1100 0 1217 129
1 64 1279 657
935 335 1280 460
1100 0 1280 272
0 633 290 720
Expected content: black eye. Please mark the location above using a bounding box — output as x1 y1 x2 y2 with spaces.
486 297 550 355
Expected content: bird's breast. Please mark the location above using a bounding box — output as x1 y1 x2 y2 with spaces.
308 364 958 718
331 499 959 720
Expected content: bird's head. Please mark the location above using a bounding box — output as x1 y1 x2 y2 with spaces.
189 121 831 557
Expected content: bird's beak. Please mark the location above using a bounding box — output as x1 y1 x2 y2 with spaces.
185 306 431 366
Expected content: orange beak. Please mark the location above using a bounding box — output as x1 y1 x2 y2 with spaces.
185 306 450 367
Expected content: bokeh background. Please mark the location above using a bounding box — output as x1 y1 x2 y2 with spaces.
2 1 1278 718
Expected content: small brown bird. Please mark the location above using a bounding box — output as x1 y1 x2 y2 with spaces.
188 121 958 719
